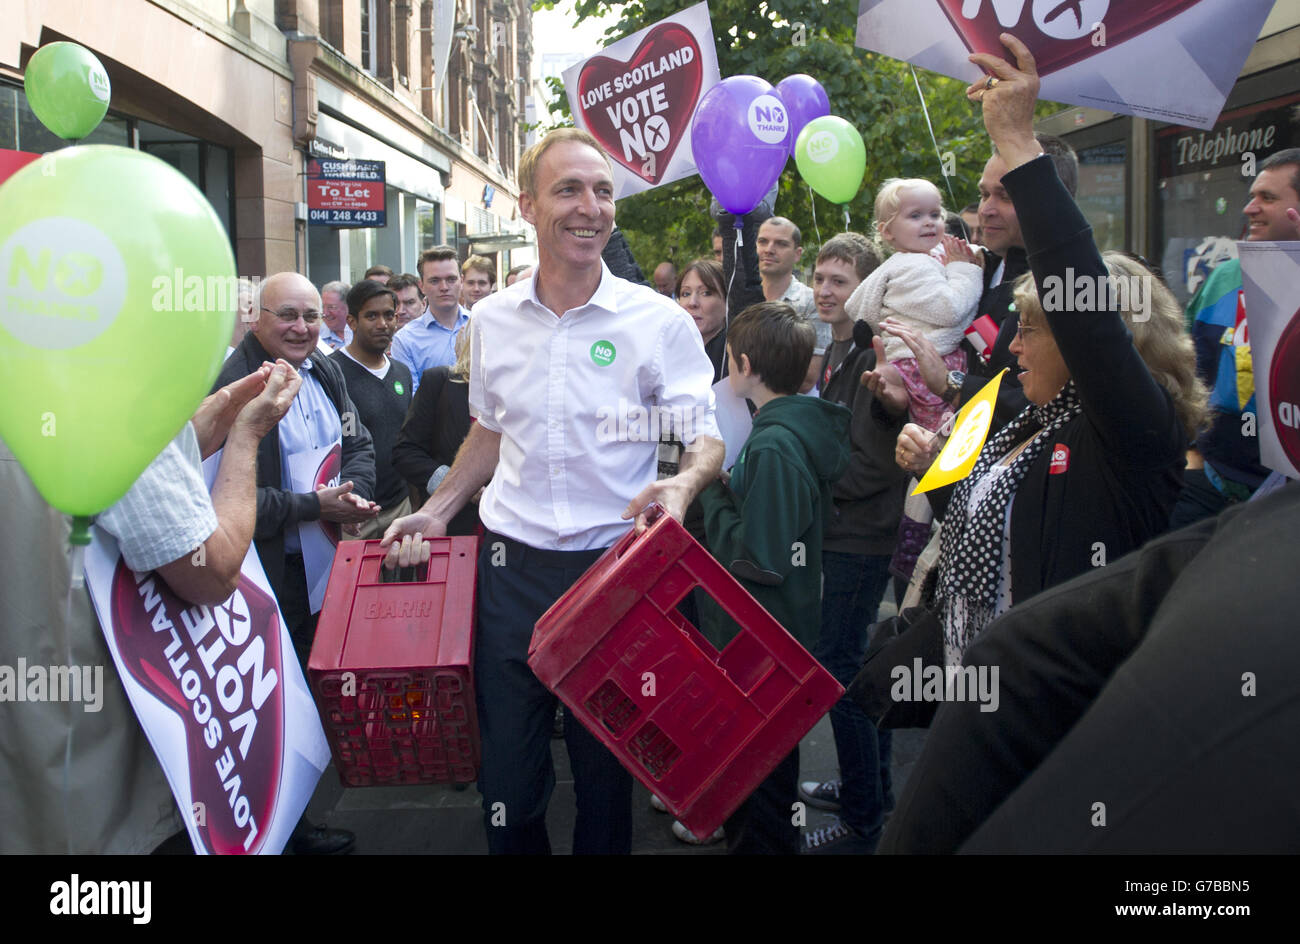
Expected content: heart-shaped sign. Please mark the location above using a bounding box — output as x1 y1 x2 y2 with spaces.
936 0 1203 76
576 23 703 185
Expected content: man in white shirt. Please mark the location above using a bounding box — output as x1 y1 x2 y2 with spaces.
382 128 724 855
318 280 352 352
758 217 828 350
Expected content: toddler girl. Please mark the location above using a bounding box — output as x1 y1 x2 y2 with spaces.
846 178 982 431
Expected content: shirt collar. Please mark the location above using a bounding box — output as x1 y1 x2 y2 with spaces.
525 260 619 318
418 306 469 331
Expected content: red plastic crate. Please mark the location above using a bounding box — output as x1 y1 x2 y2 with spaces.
308 537 480 787
529 512 844 839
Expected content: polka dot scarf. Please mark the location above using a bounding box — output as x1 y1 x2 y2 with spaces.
936 381 1083 660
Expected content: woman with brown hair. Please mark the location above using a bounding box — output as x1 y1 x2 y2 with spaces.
676 258 728 383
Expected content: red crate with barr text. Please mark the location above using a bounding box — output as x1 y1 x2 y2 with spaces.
529 507 843 840
308 537 480 787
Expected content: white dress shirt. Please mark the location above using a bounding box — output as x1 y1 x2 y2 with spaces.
469 262 720 551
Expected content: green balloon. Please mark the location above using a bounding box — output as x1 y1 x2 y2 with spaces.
24 42 111 140
0 145 235 517
794 116 866 205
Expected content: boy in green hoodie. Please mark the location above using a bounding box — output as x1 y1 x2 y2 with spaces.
696 301 851 854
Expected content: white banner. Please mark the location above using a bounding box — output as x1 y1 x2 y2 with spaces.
288 441 343 613
563 1 721 199
712 376 753 471
85 462 331 854
854 0 1277 130
1240 241 1300 479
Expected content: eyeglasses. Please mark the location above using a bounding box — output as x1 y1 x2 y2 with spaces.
1014 322 1040 341
262 306 322 325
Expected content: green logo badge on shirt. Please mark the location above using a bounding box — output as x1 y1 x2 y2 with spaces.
590 340 616 366
394 380 405 395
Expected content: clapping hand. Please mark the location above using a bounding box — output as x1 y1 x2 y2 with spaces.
941 234 980 267
861 335 910 417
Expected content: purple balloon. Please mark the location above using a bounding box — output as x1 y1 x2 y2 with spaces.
776 74 830 156
691 75 790 216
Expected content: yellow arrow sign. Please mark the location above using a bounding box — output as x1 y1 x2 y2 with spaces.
913 369 1007 495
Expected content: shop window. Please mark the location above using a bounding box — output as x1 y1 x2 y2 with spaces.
1 83 128 151
416 200 438 248
1154 92 1300 305
1075 141 1127 254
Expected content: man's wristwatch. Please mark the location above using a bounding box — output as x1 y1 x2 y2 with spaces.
943 370 965 404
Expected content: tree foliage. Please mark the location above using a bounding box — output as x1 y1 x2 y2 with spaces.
535 0 1015 272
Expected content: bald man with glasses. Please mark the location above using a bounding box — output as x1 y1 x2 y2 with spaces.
213 272 379 658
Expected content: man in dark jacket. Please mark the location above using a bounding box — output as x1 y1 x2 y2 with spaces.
212 272 378 657
799 234 910 853
880 481 1300 854
949 134 1077 427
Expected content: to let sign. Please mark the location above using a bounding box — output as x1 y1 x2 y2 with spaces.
307 158 386 227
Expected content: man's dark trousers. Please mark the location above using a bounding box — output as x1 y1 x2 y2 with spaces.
815 550 894 841
474 532 634 854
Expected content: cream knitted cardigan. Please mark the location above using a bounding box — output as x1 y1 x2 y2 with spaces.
844 251 983 362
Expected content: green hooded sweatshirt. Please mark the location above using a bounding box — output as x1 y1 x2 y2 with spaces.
696 394 851 650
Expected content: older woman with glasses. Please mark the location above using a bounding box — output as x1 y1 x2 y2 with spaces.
885 36 1206 666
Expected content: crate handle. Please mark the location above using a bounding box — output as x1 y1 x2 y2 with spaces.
379 560 430 584
614 502 666 560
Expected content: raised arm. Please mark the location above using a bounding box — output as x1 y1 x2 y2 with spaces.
973 34 1182 467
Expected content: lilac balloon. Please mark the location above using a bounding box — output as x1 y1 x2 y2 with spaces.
691 75 790 216
775 74 830 156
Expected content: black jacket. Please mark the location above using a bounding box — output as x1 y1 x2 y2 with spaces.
391 365 479 536
960 245 1031 428
880 482 1300 853
819 324 909 556
212 333 376 598
602 227 648 286
960 155 1186 604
